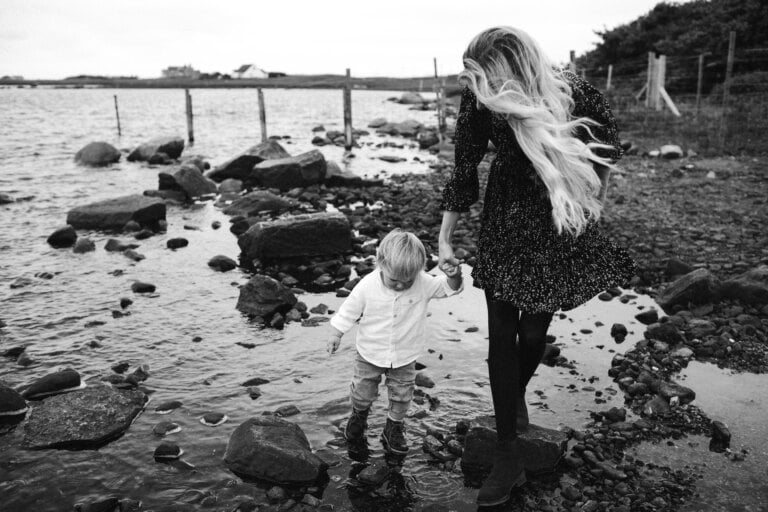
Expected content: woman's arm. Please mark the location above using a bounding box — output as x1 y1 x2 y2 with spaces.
438 210 461 268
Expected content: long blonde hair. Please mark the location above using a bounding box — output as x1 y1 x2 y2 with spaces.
460 26 615 235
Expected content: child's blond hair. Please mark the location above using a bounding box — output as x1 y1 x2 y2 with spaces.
376 229 426 279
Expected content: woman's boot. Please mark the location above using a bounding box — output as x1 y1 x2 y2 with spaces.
476 438 526 507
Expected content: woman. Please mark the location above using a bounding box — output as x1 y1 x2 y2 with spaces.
438 26 636 507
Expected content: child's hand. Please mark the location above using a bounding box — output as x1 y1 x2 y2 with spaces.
439 261 462 278
327 334 341 354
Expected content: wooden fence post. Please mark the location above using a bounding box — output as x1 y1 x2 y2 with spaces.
655 55 666 111
720 31 736 151
343 68 353 151
113 95 121 136
695 54 704 118
569 50 576 74
433 57 444 142
644 52 654 107
185 89 194 144
606 65 613 91
257 88 267 143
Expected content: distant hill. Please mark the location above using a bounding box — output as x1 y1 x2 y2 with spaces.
577 0 768 93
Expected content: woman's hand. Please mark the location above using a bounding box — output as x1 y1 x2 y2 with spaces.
438 240 459 269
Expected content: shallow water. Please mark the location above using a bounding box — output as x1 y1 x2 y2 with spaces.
1 88 766 511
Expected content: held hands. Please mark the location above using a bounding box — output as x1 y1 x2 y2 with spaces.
326 333 342 355
438 241 461 277
439 260 462 278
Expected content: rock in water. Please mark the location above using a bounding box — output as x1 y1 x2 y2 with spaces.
223 415 328 485
207 140 291 182
153 421 181 436
236 275 297 319
74 141 121 167
131 281 156 294
160 164 217 200
208 255 237 272
21 368 82 399
154 442 183 460
23 384 147 449
460 416 567 476
200 412 228 426
47 225 77 248
66 195 166 231
127 136 184 162
238 211 351 261
357 461 390 486
0 384 28 417
154 400 183 414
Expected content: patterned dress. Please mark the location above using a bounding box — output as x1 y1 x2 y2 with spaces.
440 74 637 313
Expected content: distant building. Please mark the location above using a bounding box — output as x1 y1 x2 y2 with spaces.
268 71 287 78
234 64 268 79
162 65 201 79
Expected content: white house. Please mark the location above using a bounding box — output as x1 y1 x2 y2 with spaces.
233 64 268 79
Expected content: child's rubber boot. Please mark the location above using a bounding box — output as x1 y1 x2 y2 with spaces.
344 408 370 443
381 418 409 455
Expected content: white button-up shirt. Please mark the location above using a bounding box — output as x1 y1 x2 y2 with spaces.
330 269 463 368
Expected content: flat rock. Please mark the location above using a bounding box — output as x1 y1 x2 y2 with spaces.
250 149 327 190
200 412 228 426
223 191 292 217
74 141 121 167
67 195 166 231
154 442 183 460
153 421 181 436
460 416 567 476
223 415 328 485
23 384 147 449
207 140 291 182
238 211 351 261
154 400 182 414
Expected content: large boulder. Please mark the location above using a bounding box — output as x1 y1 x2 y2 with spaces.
22 384 147 449
223 191 292 217
238 211 351 261
460 416 567 476
718 265 768 305
223 415 328 485
66 195 166 231
207 140 291 182
74 142 121 167
236 275 297 319
127 136 185 162
250 150 327 190
159 164 217 200
657 268 721 313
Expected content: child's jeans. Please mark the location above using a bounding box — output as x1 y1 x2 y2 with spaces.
350 351 415 421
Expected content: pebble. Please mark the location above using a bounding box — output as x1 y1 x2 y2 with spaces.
153 421 181 436
200 412 228 426
154 400 182 414
153 442 183 460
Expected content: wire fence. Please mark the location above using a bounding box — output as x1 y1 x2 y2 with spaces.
576 45 768 154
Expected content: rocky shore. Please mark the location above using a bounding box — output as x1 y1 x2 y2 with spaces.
1 90 767 511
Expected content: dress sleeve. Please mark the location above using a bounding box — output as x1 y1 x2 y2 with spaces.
440 87 490 212
569 74 623 162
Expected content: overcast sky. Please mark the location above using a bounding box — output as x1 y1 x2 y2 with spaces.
1 0 690 79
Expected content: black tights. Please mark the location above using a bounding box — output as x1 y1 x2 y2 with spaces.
485 290 553 441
